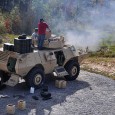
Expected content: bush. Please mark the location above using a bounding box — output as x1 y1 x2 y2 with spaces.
4 19 12 33
89 50 115 58
0 21 6 34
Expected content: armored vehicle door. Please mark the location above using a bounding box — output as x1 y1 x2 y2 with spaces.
38 51 57 74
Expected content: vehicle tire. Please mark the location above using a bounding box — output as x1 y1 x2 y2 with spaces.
64 60 80 81
0 80 1 87
0 71 3 86
0 71 8 90
2 72 10 82
0 71 8 82
26 67 45 89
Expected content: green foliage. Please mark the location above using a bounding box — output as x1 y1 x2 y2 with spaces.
90 34 115 58
90 45 115 58
0 20 6 34
0 0 31 12
10 7 22 34
0 0 114 36
1 34 18 45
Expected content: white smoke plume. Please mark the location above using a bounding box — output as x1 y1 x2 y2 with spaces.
65 29 102 51
32 0 115 51
50 0 115 51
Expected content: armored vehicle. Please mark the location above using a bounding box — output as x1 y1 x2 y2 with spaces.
0 34 87 88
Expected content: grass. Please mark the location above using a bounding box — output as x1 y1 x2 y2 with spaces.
90 45 115 58
81 34 115 80
83 57 115 63
2 34 18 43
81 66 115 80
81 57 115 80
0 34 19 47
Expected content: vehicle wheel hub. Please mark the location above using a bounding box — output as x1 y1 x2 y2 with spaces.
71 66 77 76
34 74 42 85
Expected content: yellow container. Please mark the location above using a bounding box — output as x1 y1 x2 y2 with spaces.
55 80 67 88
17 100 26 110
6 104 15 114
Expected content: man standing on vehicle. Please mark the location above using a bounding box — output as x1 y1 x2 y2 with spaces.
38 19 51 50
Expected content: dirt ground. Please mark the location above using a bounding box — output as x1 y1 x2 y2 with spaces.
81 57 115 80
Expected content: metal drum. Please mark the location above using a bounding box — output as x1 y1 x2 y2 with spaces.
3 43 14 51
14 37 32 54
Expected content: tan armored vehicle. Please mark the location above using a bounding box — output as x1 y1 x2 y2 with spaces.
0 34 87 88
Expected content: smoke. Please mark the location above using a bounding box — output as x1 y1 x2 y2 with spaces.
65 29 102 51
32 0 115 51
49 0 115 51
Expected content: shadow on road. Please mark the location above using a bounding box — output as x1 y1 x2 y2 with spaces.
34 75 90 115
0 75 90 115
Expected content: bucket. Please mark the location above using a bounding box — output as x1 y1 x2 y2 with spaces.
45 30 51 39
17 100 26 110
30 87 35 94
6 104 15 114
55 80 67 88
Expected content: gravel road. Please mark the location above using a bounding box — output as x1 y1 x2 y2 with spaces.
0 70 115 115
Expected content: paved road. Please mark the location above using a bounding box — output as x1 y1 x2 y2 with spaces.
0 70 115 115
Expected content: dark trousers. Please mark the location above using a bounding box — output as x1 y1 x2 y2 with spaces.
38 34 45 50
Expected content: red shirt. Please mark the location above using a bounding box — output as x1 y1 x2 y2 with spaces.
38 22 48 34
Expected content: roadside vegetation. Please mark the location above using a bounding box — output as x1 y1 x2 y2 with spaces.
81 36 115 80
0 34 18 47
81 57 115 80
